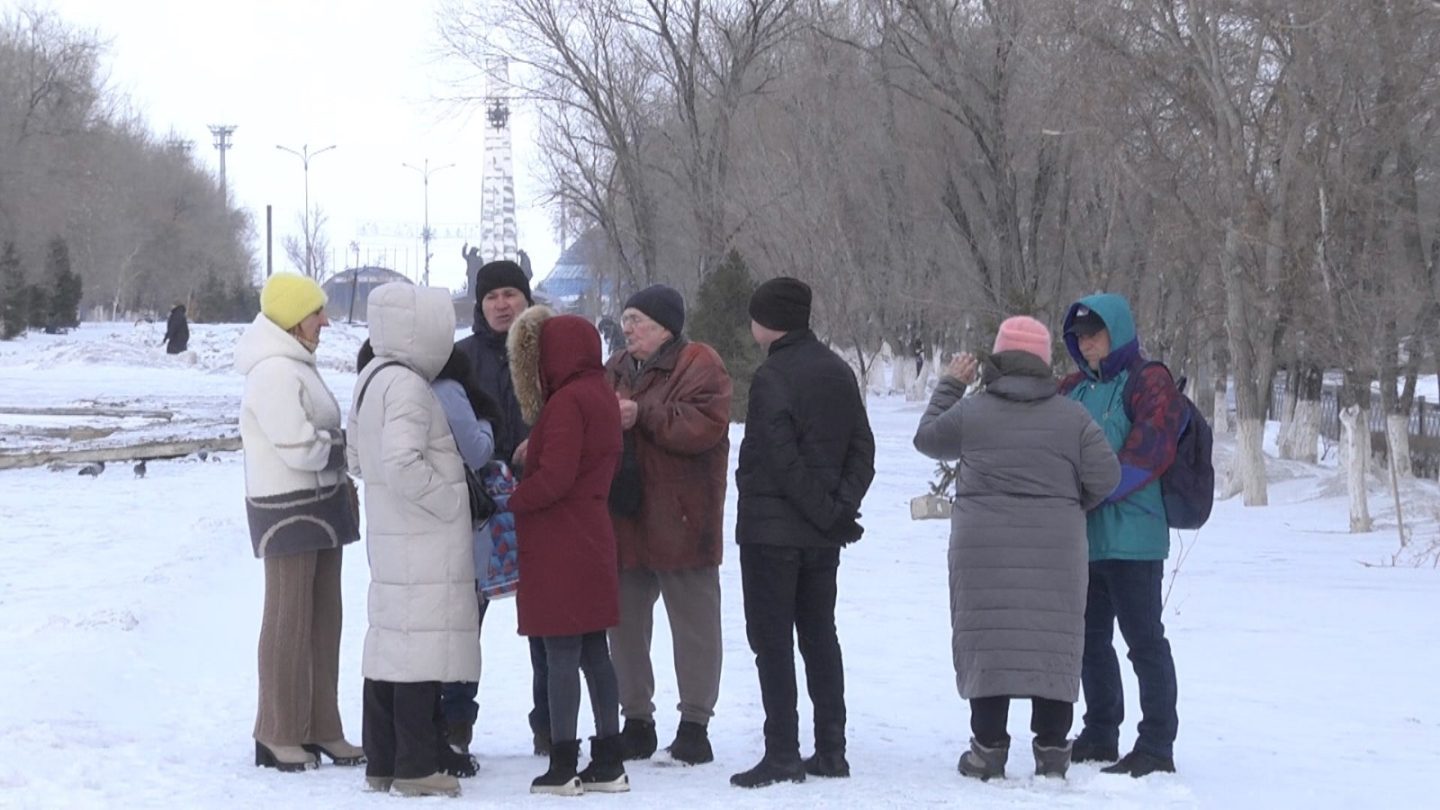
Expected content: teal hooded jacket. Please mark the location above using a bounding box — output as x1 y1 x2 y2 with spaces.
1059 293 1184 561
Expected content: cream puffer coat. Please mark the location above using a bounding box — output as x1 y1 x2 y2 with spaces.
346 283 481 684
235 313 357 557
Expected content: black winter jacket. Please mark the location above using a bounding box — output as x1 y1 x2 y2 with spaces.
454 315 530 463
736 329 876 547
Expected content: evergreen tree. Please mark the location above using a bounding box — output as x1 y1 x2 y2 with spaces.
0 242 27 340
689 249 761 421
25 283 49 330
46 238 82 331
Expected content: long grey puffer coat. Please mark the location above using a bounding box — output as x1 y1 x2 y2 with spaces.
913 352 1120 702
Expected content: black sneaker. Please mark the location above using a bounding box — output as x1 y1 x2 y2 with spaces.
620 718 657 761
803 751 850 778
1071 734 1120 764
1101 750 1176 778
730 756 806 789
665 721 713 765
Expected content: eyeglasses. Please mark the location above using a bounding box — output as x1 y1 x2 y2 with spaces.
620 313 652 328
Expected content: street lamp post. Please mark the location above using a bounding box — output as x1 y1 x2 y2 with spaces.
402 158 456 286
275 143 337 278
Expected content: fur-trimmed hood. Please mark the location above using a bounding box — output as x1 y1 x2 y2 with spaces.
507 305 555 425
507 306 607 425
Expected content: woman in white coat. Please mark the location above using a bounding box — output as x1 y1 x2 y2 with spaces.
236 273 363 772
346 283 482 798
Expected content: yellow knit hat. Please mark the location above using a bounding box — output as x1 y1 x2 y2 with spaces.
261 274 328 331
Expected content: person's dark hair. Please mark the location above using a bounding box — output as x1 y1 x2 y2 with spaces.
356 339 375 373
437 348 505 429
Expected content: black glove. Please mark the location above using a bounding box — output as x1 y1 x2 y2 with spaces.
830 512 864 545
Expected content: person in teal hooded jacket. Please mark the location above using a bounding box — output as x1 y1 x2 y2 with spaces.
1057 293 1185 778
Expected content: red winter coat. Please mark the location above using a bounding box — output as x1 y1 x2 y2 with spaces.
604 339 731 571
506 308 623 637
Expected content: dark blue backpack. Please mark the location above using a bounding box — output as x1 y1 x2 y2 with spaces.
1122 361 1215 530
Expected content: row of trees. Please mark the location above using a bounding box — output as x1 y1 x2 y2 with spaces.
441 0 1440 512
0 7 255 336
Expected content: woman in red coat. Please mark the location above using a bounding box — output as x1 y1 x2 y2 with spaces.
506 306 627 796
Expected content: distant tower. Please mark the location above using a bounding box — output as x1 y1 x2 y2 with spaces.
479 58 518 265
209 124 237 205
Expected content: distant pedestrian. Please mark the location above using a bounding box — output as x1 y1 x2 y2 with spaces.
162 304 189 354
913 316 1120 781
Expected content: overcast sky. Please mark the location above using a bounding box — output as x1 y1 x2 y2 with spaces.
32 0 557 291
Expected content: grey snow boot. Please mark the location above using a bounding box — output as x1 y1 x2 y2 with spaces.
957 738 1009 781
1033 740 1072 778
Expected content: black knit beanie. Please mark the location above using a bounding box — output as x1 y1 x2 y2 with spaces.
623 284 685 336
474 259 532 303
748 277 812 332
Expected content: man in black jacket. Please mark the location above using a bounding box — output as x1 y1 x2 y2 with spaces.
730 277 876 789
446 259 552 759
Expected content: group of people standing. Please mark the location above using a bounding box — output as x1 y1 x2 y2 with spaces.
235 264 877 798
235 262 1181 798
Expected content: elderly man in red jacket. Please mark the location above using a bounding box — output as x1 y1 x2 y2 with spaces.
604 284 733 766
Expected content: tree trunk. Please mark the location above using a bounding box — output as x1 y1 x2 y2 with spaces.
1276 366 1298 456
1211 347 1231 436
1386 414 1413 481
1235 417 1268 506
1340 405 1372 533
1289 398 1322 465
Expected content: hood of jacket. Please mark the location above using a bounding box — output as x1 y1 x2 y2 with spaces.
234 312 314 374
508 306 605 425
1062 292 1140 382
367 282 456 381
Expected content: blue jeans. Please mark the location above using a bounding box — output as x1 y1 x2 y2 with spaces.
1080 560 1178 758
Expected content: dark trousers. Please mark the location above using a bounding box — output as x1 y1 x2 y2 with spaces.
739 544 846 762
968 695 1073 748
439 593 490 730
1081 559 1179 758
363 679 442 779
530 636 550 735
542 631 620 743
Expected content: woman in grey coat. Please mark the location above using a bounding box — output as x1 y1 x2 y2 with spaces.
913 316 1120 781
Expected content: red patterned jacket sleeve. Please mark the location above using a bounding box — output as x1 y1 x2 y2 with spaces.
1109 363 1186 502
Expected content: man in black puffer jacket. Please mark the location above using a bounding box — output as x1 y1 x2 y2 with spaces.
446 259 552 760
730 277 875 790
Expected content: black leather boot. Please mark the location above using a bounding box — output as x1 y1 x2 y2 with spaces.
619 717 657 760
530 739 582 796
665 720 714 765
730 755 806 788
578 734 630 793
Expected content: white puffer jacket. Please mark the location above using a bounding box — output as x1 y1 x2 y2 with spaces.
346 283 481 684
236 313 357 558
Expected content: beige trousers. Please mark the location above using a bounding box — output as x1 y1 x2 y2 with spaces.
608 565 723 726
254 547 346 746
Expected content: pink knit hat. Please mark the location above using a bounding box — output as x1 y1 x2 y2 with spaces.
992 316 1052 364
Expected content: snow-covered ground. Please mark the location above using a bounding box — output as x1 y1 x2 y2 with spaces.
1 323 1437 809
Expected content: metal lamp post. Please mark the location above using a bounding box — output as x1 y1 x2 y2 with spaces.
402 159 456 286
275 143 337 278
